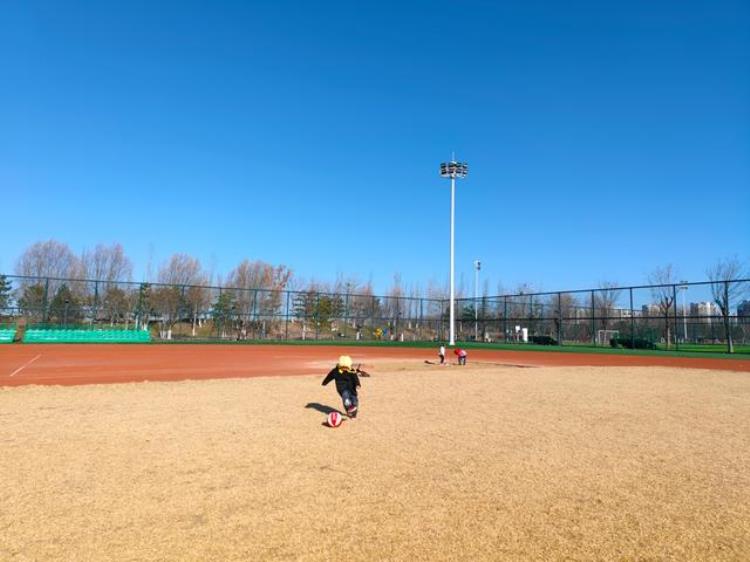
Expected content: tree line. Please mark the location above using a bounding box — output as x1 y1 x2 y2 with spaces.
4 240 440 340
3 239 748 351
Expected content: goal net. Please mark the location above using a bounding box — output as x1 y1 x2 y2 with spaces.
596 329 619 346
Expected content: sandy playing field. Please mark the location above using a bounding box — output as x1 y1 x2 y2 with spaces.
1 361 749 561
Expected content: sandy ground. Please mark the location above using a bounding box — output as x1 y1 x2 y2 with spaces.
1 362 749 561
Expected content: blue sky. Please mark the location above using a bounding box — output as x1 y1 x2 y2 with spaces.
2 0 748 295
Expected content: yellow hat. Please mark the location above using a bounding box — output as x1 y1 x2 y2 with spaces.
337 355 353 369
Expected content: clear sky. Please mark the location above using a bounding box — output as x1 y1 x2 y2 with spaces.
2 0 749 295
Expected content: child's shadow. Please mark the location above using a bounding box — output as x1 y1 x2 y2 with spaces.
305 402 343 416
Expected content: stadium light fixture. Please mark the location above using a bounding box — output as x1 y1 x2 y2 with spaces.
440 159 469 346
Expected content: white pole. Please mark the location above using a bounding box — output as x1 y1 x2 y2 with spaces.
449 176 456 346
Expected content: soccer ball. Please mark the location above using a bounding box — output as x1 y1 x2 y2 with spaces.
327 411 343 427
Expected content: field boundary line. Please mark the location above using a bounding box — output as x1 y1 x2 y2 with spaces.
9 354 42 377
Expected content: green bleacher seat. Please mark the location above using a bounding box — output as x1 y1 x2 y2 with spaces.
23 328 151 343
0 328 16 343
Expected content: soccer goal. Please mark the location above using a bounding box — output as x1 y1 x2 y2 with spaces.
596 329 619 346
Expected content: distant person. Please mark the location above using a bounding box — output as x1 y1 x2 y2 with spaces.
438 344 446 365
454 347 467 366
321 355 369 419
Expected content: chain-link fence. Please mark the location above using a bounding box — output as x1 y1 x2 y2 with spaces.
1 274 748 351
0 274 446 342
454 279 750 352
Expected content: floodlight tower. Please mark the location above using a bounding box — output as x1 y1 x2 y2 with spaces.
440 159 469 346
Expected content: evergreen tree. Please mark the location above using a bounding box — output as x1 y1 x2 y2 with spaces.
48 284 83 324
0 275 11 312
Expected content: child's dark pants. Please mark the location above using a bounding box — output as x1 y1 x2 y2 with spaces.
340 389 359 415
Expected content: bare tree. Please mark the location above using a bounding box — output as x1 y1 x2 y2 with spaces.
80 243 134 321
425 277 447 300
509 283 535 322
348 278 378 334
290 279 343 339
594 281 622 331
15 240 82 314
226 259 292 336
332 274 366 330
227 259 267 318
648 265 677 348
150 285 182 338
157 254 201 286
385 273 405 338
406 282 423 333
15 239 80 281
258 265 293 318
101 286 130 326
706 257 748 354
550 292 579 343
457 273 467 300
152 254 204 339
81 243 133 283
185 273 211 336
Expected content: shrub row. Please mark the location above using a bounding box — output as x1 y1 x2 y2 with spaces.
610 337 657 350
529 335 558 345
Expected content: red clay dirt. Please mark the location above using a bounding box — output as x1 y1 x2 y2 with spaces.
1 344 748 387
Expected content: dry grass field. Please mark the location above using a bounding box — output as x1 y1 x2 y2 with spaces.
1 361 749 561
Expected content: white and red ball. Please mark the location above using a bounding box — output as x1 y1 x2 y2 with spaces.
327 411 343 427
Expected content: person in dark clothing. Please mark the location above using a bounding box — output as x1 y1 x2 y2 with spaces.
322 355 364 418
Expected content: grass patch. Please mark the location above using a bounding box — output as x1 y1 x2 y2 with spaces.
147 337 750 359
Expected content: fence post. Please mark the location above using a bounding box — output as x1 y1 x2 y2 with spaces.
43 278 50 323
630 287 635 350
529 295 534 340
557 292 562 346
419 298 423 337
345 291 350 330
725 280 731 353
284 291 290 341
591 290 596 345
673 284 679 350
93 280 99 327
503 295 508 343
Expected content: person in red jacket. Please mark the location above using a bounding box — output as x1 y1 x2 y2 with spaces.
454 347 468 365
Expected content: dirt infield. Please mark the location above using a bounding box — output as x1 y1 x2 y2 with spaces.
1 362 748 560
1 343 748 387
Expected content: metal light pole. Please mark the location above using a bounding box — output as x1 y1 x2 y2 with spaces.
474 259 481 341
678 281 688 342
440 159 468 346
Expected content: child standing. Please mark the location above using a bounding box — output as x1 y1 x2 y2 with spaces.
322 355 363 418
438 344 446 365
454 347 468 365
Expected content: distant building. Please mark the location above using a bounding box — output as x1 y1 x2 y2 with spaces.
641 304 662 317
573 307 589 322
614 308 633 319
690 301 720 323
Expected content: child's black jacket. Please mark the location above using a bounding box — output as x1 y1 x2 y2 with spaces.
322 367 361 395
